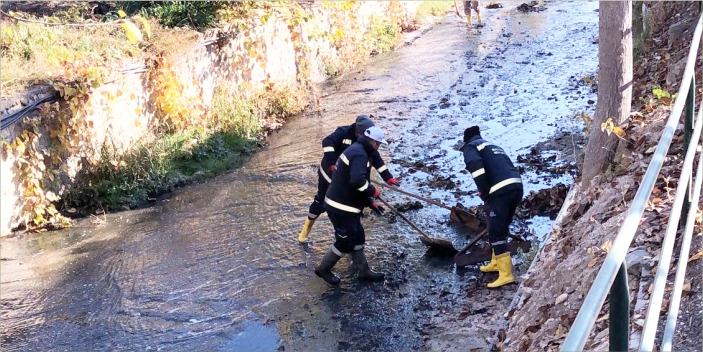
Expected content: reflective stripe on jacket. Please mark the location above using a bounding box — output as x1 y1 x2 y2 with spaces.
325 140 379 214
461 135 522 197
319 123 393 183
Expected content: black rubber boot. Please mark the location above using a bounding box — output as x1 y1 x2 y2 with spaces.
352 249 385 282
315 248 341 285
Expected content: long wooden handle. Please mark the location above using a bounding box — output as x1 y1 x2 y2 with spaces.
455 228 488 256
377 197 431 240
379 183 453 211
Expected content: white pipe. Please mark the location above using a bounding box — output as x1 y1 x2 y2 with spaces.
562 13 703 352
640 104 703 352
660 141 703 351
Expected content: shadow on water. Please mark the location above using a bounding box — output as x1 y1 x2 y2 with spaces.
1 2 599 351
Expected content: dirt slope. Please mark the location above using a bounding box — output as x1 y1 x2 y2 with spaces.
501 3 703 351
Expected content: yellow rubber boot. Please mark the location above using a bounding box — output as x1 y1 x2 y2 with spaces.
487 252 515 288
466 14 472 24
477 12 482 24
298 218 315 243
479 251 499 272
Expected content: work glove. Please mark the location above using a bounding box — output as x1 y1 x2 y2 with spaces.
386 177 399 186
330 164 336 173
373 188 381 199
370 202 386 216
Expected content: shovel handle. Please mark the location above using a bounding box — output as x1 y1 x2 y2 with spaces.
377 197 431 241
455 228 488 256
379 184 454 211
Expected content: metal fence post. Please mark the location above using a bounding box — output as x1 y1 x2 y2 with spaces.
681 76 695 231
609 261 629 352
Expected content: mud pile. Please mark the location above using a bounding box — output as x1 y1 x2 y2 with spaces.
517 2 547 13
517 184 569 219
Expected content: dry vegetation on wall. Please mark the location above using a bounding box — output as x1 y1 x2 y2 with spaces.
501 3 703 351
0 1 429 231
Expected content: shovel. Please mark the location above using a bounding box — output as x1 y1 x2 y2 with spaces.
379 184 483 231
377 196 458 254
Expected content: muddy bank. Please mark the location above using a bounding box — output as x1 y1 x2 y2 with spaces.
0 2 599 351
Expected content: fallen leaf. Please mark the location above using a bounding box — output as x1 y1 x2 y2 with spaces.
661 298 670 312
588 257 598 267
555 293 569 305
601 240 612 253
683 281 691 292
613 126 626 138
688 251 702 262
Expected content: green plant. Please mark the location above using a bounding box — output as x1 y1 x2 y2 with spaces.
61 87 262 211
122 1 221 28
368 16 400 54
415 1 453 19
652 86 676 100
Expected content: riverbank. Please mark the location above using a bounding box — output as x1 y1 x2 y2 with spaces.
501 2 703 351
2 1 432 236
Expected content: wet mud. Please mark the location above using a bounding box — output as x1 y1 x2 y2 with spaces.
1 2 599 351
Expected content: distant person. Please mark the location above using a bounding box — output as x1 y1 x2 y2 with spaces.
297 116 398 243
464 1 481 24
460 126 523 288
315 126 391 285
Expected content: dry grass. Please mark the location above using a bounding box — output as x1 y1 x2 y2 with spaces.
0 12 202 96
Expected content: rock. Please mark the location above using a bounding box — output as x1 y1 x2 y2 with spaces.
626 247 651 274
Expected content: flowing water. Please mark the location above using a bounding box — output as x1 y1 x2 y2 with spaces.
1 2 599 351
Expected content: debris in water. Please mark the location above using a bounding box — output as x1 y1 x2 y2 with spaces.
517 1 547 13
517 183 569 219
425 175 459 190
396 201 424 213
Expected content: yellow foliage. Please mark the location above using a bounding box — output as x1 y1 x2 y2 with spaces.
601 118 627 139
135 16 152 38
121 20 143 44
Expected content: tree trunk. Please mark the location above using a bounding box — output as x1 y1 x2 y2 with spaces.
581 1 633 189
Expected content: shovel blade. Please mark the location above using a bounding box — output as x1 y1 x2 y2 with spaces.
419 236 458 255
449 208 483 231
454 240 532 267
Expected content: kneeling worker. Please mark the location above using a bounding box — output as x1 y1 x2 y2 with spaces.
460 126 523 288
298 115 398 243
315 126 390 285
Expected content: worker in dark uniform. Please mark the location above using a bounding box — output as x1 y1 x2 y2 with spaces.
460 126 523 288
464 1 481 24
297 115 399 243
314 126 390 285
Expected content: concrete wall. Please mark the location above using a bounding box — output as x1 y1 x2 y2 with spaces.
0 1 421 236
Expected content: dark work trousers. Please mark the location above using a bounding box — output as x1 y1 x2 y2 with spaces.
307 168 331 220
464 1 479 14
487 188 523 255
327 211 366 254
